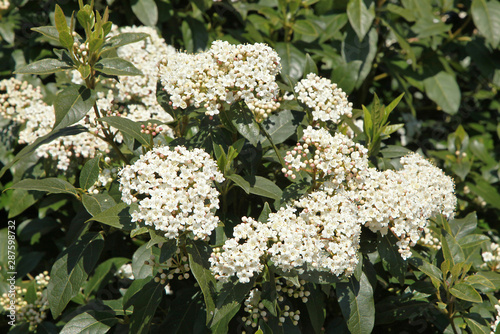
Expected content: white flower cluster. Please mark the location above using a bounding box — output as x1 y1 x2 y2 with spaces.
482 243 500 271
283 126 369 193
0 0 8 10
109 25 177 124
0 272 50 332
119 145 224 240
210 190 362 283
357 153 456 259
295 73 353 123
159 40 282 121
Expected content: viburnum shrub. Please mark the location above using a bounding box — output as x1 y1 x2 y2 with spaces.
1 2 499 334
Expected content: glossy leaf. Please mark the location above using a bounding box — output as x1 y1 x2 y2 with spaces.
131 0 158 26
10 178 78 197
14 58 73 75
85 202 134 230
471 0 500 48
450 283 482 303
187 239 216 324
47 233 105 317
60 311 118 334
131 244 159 280
31 26 60 43
79 156 100 190
377 234 406 285
423 71 461 115
95 58 143 76
102 33 149 51
347 0 375 41
53 85 96 131
257 109 296 147
336 273 375 334
129 280 164 333
99 116 150 146
275 42 305 80
82 194 116 216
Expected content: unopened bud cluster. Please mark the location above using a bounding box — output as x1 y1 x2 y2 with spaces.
119 145 224 240
159 40 282 122
0 272 50 332
295 73 353 123
154 248 191 282
141 122 163 136
276 279 310 303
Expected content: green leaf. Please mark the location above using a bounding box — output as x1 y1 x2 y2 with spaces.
230 107 261 146
409 257 443 282
59 30 74 50
84 257 129 298
53 85 96 131
336 273 375 334
257 109 297 147
99 116 150 146
471 0 500 48
449 212 477 240
347 0 375 41
123 277 150 309
60 311 118 334
131 244 159 280
342 27 378 88
102 33 149 52
95 58 143 76
187 239 216 324
10 178 78 197
423 71 461 115
210 277 256 331
47 233 105 317
467 179 500 210
293 20 318 36
129 280 164 334
304 53 318 76
161 290 205 333
80 156 100 190
8 189 43 219
54 5 69 34
275 42 306 80
306 285 325 334
31 26 60 43
85 202 134 230
78 64 91 80
14 58 73 75
450 283 482 303
441 230 465 265
228 175 282 201
131 0 158 26
377 234 407 285
82 194 116 216
258 202 272 223
464 317 491 334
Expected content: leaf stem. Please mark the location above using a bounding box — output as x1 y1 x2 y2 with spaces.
257 121 286 168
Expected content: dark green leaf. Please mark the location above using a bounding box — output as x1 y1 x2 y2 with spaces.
95 58 143 76
231 107 261 146
336 273 375 334
10 178 78 197
258 202 272 223
80 156 100 190
160 289 206 333
304 53 318 76
60 311 118 334
129 280 164 333
449 212 477 240
47 233 105 317
123 277 150 309
347 0 375 41
8 189 43 218
187 239 216 324
84 257 130 298
131 0 158 26
467 179 500 210
99 116 150 146
257 109 297 147
102 33 149 51
14 58 73 75
423 71 461 115
306 284 325 334
275 42 306 80
377 234 407 285
53 85 96 131
85 202 134 230
341 27 378 88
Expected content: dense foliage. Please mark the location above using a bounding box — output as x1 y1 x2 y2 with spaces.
0 0 499 333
